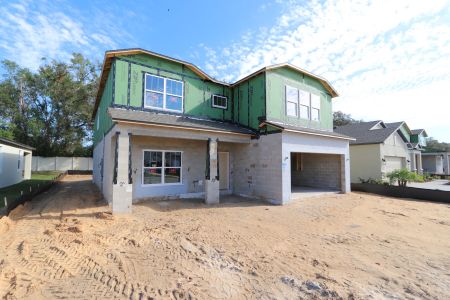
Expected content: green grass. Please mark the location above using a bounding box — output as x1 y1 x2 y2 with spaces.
0 171 62 208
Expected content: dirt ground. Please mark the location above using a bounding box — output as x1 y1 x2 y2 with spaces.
0 175 449 299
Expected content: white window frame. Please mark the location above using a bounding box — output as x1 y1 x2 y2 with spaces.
212 94 228 109
299 89 310 120
310 93 320 122
144 73 184 113
285 85 299 117
142 149 183 186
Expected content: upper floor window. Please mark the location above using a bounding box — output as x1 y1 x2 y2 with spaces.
144 74 183 112
212 95 227 109
285 85 320 121
286 86 298 117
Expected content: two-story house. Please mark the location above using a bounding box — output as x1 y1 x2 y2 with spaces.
92 49 352 213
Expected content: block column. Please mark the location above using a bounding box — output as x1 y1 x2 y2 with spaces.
205 138 219 204
340 153 350 193
112 131 133 214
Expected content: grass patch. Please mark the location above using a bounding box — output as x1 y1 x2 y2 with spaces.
0 171 62 208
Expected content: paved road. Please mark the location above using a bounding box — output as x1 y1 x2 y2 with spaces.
408 180 450 191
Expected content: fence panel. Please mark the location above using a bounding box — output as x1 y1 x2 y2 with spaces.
32 157 93 171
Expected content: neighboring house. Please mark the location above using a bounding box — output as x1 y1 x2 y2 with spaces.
422 152 450 175
335 120 412 183
0 137 34 188
408 129 428 174
92 49 352 213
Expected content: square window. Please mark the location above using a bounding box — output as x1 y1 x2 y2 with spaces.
300 105 310 119
212 95 227 109
164 168 181 183
286 101 298 117
146 75 164 92
144 151 162 167
299 90 310 106
166 79 183 96
166 95 183 111
143 168 162 184
145 91 163 108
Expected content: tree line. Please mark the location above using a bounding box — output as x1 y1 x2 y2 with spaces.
0 54 99 157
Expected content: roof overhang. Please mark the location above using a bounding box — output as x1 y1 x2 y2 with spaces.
260 121 354 141
0 137 35 151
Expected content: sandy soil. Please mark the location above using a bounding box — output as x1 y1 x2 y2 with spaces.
0 175 449 299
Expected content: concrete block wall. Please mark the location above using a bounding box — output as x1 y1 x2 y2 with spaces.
232 133 283 204
291 153 341 189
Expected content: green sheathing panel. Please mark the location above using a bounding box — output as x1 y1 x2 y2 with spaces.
398 124 411 142
266 68 333 131
93 66 114 145
410 134 419 143
232 73 265 130
114 54 232 121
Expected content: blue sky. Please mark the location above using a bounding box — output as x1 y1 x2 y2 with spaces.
1 0 450 141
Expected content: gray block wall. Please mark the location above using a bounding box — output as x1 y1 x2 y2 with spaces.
291 153 341 189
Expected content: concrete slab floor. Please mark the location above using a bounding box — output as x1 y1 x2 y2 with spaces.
407 180 450 191
291 185 340 200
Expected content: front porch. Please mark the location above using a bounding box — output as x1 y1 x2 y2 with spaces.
104 121 254 213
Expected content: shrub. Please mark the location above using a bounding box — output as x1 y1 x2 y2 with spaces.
386 168 417 187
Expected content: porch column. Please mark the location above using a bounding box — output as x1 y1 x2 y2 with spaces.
340 154 350 193
205 138 219 204
417 153 423 175
112 131 133 214
410 152 416 172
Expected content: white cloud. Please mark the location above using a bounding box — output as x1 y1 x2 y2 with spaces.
0 0 133 69
200 0 450 141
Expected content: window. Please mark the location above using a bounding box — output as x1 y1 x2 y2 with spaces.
299 90 310 120
310 94 320 121
212 95 227 109
144 74 183 112
285 85 321 121
285 86 298 117
142 150 182 185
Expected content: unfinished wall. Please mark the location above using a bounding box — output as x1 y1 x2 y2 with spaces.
232 133 283 204
291 153 341 189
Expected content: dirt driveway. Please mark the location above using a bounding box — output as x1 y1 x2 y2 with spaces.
0 175 449 299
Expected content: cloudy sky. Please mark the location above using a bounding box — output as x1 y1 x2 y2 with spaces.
1 0 449 141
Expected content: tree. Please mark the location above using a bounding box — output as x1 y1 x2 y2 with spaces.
425 138 450 152
333 111 362 127
0 54 99 156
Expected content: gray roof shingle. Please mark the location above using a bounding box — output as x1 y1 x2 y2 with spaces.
108 107 256 135
334 121 401 145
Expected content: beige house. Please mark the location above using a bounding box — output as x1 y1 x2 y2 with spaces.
0 137 34 188
335 121 412 183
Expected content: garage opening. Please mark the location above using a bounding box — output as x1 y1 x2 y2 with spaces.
290 152 342 199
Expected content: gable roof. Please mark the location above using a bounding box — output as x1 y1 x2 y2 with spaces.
0 137 35 151
231 63 339 97
334 121 403 145
411 129 428 137
93 48 339 119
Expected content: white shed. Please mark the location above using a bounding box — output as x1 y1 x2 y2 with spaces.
0 137 34 188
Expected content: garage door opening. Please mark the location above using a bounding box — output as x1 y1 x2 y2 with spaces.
290 152 342 199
